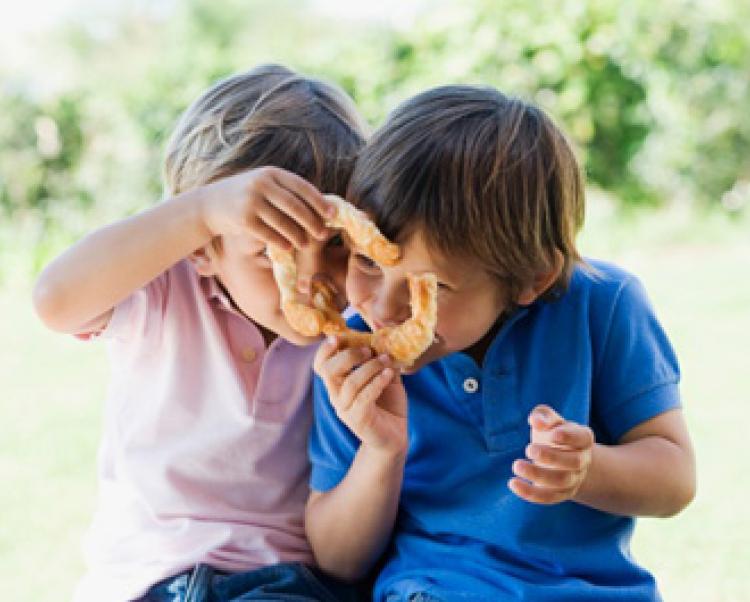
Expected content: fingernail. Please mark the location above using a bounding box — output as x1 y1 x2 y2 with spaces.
526 445 539 460
378 353 390 364
327 335 337 346
326 204 337 218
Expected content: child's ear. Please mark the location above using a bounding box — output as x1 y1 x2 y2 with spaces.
188 245 218 277
516 250 564 306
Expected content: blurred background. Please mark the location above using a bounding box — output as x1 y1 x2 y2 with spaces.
1 0 748 600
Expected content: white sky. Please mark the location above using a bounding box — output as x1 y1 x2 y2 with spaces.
0 0 427 82
0 0 424 38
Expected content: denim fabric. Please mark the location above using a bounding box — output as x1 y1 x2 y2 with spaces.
385 595 444 602
136 562 363 602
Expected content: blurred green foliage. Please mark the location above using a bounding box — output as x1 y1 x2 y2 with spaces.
1 0 748 269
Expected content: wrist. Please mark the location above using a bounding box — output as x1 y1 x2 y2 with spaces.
179 185 219 242
570 443 600 506
359 442 408 472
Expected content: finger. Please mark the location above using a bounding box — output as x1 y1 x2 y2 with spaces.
339 357 392 412
528 404 565 431
525 444 587 472
347 366 395 426
313 336 341 375
269 168 335 222
246 218 293 252
264 183 327 242
550 423 595 450
317 346 373 387
512 459 579 490
378 372 407 419
256 205 310 250
508 477 571 505
266 171 330 238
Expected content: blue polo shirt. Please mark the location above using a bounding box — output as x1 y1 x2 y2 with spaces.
310 260 680 602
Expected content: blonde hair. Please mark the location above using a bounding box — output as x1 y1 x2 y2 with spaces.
164 64 367 197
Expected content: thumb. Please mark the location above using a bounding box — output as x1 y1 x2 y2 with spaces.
381 372 408 418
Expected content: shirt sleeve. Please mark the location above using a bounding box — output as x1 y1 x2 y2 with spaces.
308 375 361 492
592 275 681 443
97 272 169 344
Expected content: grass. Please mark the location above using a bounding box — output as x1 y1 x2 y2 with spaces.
1 202 749 601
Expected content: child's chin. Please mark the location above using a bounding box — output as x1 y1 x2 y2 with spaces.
400 353 433 374
401 337 444 373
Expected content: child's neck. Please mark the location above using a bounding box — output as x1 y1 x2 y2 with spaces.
465 315 506 367
258 324 277 348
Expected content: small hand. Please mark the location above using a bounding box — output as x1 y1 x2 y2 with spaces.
199 166 336 251
509 404 594 505
314 336 408 457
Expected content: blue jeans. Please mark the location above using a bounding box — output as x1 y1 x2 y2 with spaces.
385 592 443 602
136 562 364 602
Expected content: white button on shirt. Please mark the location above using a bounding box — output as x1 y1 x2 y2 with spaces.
463 377 480 393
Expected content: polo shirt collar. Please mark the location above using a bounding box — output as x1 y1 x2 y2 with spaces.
201 275 239 314
483 303 533 373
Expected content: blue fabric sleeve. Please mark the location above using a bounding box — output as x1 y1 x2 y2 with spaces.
308 376 360 492
592 276 681 442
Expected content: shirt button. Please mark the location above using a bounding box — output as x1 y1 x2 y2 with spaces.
463 377 479 394
241 347 257 363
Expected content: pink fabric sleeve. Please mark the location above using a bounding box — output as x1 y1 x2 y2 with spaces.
76 272 169 343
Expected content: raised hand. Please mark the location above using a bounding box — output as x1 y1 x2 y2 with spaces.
314 335 408 458
198 166 336 251
509 404 594 505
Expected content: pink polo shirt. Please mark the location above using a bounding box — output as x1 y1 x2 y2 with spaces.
73 260 317 602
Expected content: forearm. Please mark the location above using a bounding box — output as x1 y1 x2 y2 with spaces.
573 436 696 517
33 189 211 333
306 445 405 581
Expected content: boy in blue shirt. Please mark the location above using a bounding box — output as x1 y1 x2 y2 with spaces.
305 85 696 601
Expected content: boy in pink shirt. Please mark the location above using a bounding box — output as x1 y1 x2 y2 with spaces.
34 65 366 602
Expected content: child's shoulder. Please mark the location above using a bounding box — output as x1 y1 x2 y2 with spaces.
103 260 204 343
567 258 646 308
548 258 658 340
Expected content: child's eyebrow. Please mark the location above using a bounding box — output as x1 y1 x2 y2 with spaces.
408 264 460 288
427 256 470 287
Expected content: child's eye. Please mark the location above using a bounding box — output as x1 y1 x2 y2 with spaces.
353 252 380 273
326 233 344 248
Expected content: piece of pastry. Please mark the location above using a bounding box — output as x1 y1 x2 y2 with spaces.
268 194 437 366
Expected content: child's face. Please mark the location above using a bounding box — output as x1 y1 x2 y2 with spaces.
346 229 507 373
205 232 349 345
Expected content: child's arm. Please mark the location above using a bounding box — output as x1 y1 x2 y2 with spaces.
33 167 333 334
510 404 695 517
305 336 408 581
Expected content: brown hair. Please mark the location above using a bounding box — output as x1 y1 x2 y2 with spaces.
349 85 585 302
164 64 367 198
